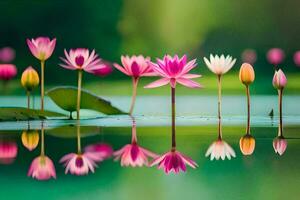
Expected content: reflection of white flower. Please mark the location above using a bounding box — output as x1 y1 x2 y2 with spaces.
205 139 236 160
204 54 236 75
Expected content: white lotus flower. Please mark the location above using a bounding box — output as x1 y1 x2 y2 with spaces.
204 54 236 75
205 139 236 160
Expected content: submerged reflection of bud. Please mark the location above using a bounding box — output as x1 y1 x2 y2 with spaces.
0 140 18 164
239 134 255 155
273 136 287 156
21 130 39 151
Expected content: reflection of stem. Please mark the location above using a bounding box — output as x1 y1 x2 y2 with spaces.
246 85 251 135
40 61 45 112
131 116 137 143
129 78 139 115
77 120 81 154
77 70 83 120
41 122 45 156
171 87 176 149
278 89 283 137
27 91 30 110
217 75 222 139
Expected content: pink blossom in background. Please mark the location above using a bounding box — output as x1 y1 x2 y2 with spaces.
293 51 300 67
84 143 113 161
0 47 15 63
113 55 155 78
60 152 100 175
266 48 285 65
60 48 107 73
241 49 257 64
28 155 56 180
0 140 18 164
27 37 56 61
0 64 17 81
145 54 202 88
150 150 198 174
92 61 113 76
273 136 287 156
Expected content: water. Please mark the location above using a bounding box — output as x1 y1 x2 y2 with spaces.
0 96 299 200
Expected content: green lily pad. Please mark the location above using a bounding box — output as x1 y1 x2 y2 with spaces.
0 107 66 121
47 86 126 115
47 125 101 138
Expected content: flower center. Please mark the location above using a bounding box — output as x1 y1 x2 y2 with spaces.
75 55 85 67
75 156 84 168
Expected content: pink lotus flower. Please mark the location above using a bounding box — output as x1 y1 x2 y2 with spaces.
0 64 17 81
145 55 202 88
114 120 157 167
273 136 287 156
150 150 198 174
60 152 100 175
113 55 155 78
28 155 56 180
241 49 257 64
60 48 107 73
293 51 300 67
0 47 15 63
84 143 113 161
0 140 18 164
205 139 236 160
273 69 287 90
267 48 285 65
27 37 56 61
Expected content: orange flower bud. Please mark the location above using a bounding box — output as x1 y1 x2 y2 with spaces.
21 130 39 151
239 63 255 85
239 134 255 155
21 66 39 92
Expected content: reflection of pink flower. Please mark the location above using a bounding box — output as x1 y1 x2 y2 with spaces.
84 143 113 161
266 48 285 65
28 155 56 180
114 143 157 167
60 153 99 175
60 48 108 74
205 139 236 160
0 140 17 164
293 51 300 67
145 55 202 88
150 150 198 174
0 47 15 63
114 55 155 78
0 64 17 81
273 136 287 156
27 37 56 61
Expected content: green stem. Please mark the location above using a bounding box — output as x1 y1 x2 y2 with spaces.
217 75 222 139
40 61 45 112
171 87 176 149
77 70 83 120
278 89 283 137
77 120 81 154
131 116 137 143
27 91 30 110
40 122 45 156
246 85 251 135
129 78 139 115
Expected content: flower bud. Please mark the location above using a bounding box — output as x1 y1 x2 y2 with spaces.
239 134 255 155
272 69 287 90
239 63 255 85
21 130 39 151
273 136 287 156
21 66 39 91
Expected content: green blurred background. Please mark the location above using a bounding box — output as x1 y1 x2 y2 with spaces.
0 0 299 95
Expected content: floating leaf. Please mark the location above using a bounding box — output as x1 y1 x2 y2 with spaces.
0 107 66 121
47 86 126 115
47 125 101 138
